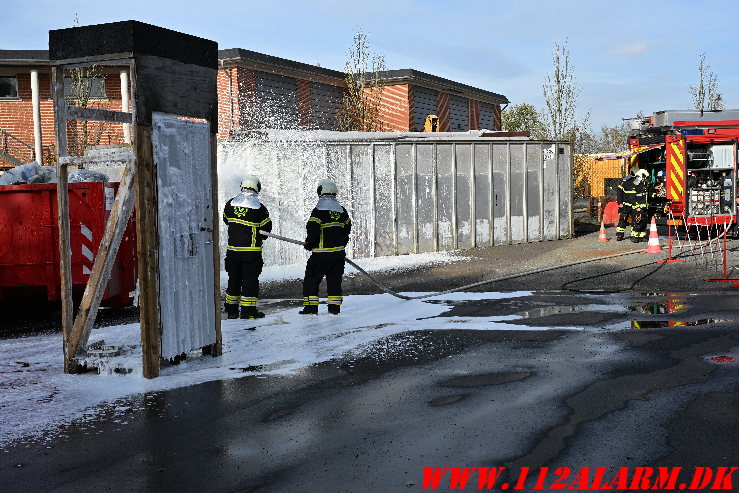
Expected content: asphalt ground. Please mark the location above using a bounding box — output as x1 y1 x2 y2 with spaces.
1 221 738 492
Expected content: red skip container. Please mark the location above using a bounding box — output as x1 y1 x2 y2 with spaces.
0 182 136 307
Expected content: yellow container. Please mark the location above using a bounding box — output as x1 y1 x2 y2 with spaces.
574 154 625 197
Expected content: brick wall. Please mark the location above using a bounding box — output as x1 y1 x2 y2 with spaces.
436 91 451 132
374 84 411 132
469 99 480 130
296 79 312 128
0 71 126 165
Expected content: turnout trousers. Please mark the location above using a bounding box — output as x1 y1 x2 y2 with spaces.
302 251 345 308
225 251 264 315
616 206 648 240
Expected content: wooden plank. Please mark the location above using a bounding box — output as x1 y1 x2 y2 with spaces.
66 159 137 361
65 105 132 124
209 135 222 356
135 124 161 379
53 66 74 373
59 152 134 166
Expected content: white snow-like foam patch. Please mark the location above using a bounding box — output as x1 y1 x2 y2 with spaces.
0 289 542 448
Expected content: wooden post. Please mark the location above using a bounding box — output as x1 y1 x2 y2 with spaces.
135 124 161 379
209 134 222 356
52 66 74 373
66 158 136 362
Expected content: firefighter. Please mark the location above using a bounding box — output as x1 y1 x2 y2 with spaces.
616 169 650 242
299 179 352 315
223 175 272 319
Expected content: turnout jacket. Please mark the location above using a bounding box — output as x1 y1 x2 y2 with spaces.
617 176 648 209
305 199 351 253
223 197 272 254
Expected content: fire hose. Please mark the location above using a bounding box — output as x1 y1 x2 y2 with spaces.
261 231 646 301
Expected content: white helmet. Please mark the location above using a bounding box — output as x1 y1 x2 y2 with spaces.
635 169 649 179
241 174 261 192
317 179 337 196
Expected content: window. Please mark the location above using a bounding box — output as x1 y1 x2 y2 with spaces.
0 76 18 98
63 76 106 100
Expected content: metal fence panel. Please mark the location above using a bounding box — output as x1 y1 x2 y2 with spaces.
373 144 395 256
395 144 415 255
526 143 543 242
492 143 509 245
350 145 373 257
436 144 455 250
455 144 473 249
509 143 526 243
474 143 491 246
558 144 573 237
416 144 435 253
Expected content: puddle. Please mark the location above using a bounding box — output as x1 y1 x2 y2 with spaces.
628 319 731 329
229 359 296 373
628 300 687 315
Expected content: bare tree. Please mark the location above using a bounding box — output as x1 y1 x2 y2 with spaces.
690 53 724 112
337 30 386 132
542 40 580 140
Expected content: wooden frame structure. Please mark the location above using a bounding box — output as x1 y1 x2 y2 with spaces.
50 21 222 378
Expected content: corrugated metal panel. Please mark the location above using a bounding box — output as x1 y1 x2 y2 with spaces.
479 102 495 130
413 86 437 131
311 82 342 130
153 112 216 359
256 72 298 127
449 94 469 131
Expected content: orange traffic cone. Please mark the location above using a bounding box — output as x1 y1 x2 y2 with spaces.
597 221 609 242
646 217 665 253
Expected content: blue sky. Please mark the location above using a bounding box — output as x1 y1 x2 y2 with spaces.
3 0 738 129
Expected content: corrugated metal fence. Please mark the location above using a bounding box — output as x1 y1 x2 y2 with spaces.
218 136 573 266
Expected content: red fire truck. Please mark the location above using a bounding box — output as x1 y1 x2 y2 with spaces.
624 109 738 231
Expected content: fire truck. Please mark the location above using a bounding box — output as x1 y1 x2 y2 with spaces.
625 109 738 233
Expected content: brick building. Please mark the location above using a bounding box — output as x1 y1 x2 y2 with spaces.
1 48 508 168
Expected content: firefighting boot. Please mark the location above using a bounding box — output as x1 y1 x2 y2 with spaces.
299 296 319 315
240 307 265 320
226 305 239 319
299 305 318 315
327 304 341 315
615 232 624 241
630 235 640 243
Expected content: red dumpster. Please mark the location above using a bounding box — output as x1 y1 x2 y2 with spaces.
0 182 136 307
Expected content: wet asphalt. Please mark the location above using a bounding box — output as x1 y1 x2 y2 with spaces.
1 227 738 492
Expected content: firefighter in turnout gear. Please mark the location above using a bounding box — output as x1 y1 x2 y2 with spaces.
223 175 272 319
616 168 650 242
299 179 352 315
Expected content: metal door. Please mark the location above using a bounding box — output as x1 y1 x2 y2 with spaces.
153 112 216 359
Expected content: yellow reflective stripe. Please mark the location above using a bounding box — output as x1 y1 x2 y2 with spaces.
227 245 262 251
308 217 321 224
305 296 319 306
227 218 262 227
260 217 271 227
312 246 346 253
670 142 685 179
670 170 684 196
320 222 345 228
225 295 239 304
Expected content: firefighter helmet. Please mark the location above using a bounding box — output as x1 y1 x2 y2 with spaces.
241 175 261 192
317 179 337 196
635 169 649 179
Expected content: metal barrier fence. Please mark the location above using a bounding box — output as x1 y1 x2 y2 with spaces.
218 135 573 266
